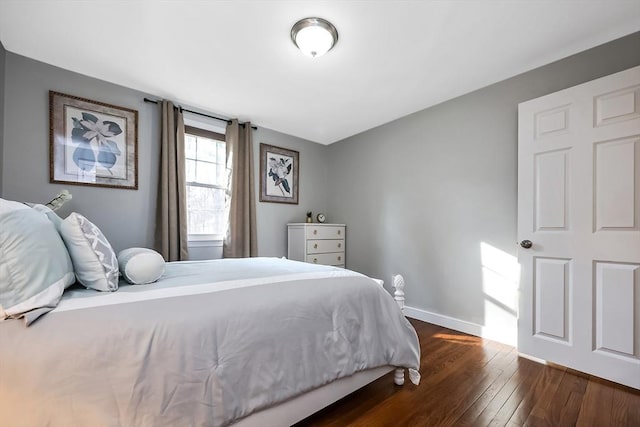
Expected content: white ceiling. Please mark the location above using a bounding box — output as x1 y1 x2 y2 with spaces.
0 1 639 145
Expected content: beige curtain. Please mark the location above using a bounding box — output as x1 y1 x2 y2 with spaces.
154 100 189 261
223 119 257 257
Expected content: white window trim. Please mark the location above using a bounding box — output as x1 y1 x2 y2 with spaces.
184 113 227 135
186 181 227 191
188 237 224 247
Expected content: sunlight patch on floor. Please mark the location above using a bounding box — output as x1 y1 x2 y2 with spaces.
433 333 483 346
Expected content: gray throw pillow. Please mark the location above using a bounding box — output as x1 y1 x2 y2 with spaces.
0 203 75 325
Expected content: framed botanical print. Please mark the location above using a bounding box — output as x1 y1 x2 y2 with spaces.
259 143 299 204
49 91 138 189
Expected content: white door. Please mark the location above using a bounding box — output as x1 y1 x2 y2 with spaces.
518 65 640 389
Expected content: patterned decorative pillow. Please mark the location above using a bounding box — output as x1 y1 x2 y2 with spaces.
60 213 119 292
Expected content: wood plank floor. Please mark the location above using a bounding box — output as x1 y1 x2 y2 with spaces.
295 319 640 427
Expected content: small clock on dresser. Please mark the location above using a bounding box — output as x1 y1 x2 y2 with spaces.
316 213 326 223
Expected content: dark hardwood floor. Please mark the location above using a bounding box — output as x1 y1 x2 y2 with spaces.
295 319 640 427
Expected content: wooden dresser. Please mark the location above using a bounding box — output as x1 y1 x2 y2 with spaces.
287 223 345 267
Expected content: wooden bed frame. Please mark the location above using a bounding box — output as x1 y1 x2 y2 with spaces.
234 276 408 426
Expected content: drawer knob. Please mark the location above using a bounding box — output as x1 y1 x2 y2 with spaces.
313 258 318 263
313 230 317 235
314 243 318 249
337 243 341 248
337 230 341 235
338 256 341 261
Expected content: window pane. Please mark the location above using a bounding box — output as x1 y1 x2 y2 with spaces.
185 135 197 159
217 165 226 186
198 137 217 163
186 159 197 182
217 142 225 164
187 185 226 236
185 127 227 239
196 161 216 185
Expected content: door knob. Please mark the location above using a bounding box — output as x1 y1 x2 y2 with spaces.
520 240 533 249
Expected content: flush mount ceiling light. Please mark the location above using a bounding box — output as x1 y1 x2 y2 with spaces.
291 17 338 58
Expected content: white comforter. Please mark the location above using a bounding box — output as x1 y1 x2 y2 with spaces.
0 257 420 426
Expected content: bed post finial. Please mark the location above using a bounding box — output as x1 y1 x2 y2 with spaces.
392 274 405 310
392 274 406 386
394 369 405 385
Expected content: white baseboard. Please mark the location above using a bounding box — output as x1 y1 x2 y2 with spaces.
403 306 517 347
517 352 547 365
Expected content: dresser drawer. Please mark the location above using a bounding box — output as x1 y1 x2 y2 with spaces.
288 223 347 268
305 225 345 240
305 252 345 266
307 239 344 254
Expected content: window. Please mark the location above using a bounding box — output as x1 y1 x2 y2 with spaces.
184 126 227 241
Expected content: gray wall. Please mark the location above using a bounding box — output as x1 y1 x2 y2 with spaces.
326 32 640 331
0 41 5 193
0 52 325 256
189 127 328 260
1 31 638 333
253 127 328 257
2 53 159 252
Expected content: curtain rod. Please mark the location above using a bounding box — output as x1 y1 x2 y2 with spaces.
143 98 257 130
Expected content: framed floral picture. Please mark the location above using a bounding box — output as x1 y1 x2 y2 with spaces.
259 143 299 204
49 91 138 189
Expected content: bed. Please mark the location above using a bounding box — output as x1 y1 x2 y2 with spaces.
0 249 420 426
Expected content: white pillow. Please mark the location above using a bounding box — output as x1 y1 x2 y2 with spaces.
0 197 29 215
60 213 119 292
118 248 165 285
32 204 63 231
0 205 75 325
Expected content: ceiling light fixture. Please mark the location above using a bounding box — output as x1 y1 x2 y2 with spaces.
291 17 338 58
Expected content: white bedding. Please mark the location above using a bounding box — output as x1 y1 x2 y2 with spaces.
0 257 420 426
54 258 362 312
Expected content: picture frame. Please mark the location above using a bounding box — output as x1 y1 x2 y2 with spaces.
49 91 138 189
260 143 299 204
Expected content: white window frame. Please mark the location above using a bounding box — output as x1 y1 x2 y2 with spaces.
184 120 227 244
